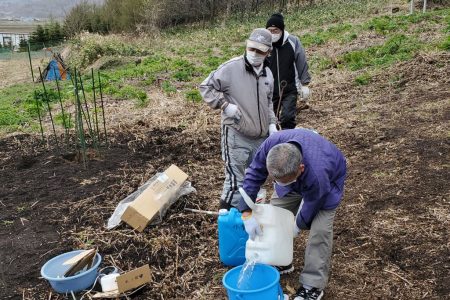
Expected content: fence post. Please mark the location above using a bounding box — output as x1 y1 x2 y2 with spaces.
27 41 35 82
409 0 414 14
422 0 427 13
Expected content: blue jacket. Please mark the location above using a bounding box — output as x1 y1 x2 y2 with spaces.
238 128 346 229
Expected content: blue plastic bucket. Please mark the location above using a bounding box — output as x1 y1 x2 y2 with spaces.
223 264 284 300
41 250 102 293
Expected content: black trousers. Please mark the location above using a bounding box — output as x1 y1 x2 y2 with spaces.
273 92 297 129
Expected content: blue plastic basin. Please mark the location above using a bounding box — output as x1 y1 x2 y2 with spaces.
41 250 102 293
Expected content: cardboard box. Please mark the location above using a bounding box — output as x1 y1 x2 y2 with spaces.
92 264 151 298
116 264 151 292
121 165 188 231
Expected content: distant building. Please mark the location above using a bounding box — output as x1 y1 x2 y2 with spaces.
0 32 30 49
0 21 37 49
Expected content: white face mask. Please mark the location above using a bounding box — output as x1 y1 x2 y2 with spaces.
271 33 282 43
246 51 266 66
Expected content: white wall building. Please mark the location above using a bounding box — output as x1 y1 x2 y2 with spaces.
0 32 30 48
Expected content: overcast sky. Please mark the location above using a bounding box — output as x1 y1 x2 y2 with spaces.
0 0 103 20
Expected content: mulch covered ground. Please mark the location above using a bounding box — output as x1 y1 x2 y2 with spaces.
1 52 449 299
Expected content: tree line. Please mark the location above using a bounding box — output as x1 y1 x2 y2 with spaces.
63 0 318 37
20 0 309 52
26 21 65 51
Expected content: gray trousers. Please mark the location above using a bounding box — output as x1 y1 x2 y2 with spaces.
271 192 336 290
220 125 265 209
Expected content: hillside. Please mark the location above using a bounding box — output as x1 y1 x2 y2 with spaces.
0 0 449 299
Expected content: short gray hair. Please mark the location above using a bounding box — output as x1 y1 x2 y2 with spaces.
266 143 302 178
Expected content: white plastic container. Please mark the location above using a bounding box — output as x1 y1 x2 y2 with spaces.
239 188 294 266
100 273 120 292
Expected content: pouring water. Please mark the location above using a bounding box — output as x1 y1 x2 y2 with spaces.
237 254 259 290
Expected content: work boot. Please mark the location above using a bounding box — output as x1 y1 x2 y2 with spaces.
275 263 294 275
297 100 309 114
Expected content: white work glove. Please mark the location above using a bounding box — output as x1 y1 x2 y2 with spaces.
293 222 301 238
293 202 303 237
223 103 239 118
299 86 310 100
242 213 262 240
269 124 278 135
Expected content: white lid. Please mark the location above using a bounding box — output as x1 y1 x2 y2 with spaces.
218 209 229 216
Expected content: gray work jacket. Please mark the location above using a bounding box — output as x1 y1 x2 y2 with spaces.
200 56 277 138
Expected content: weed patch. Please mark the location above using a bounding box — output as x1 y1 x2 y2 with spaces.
162 81 177 95
309 55 334 72
342 34 418 70
355 73 372 85
185 89 202 102
301 23 354 47
439 35 450 51
365 10 448 35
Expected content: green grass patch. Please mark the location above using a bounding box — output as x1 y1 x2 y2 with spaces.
439 35 450 51
309 55 334 72
288 0 389 29
0 84 40 130
185 89 202 102
301 23 353 47
355 73 372 85
342 34 419 71
55 112 73 128
366 10 449 35
161 81 177 95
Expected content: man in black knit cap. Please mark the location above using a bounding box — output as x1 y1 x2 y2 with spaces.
266 13 311 130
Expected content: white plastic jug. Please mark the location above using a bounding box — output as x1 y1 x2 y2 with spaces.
239 188 294 266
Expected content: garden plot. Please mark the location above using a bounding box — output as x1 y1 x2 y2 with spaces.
0 2 449 299
1 50 448 299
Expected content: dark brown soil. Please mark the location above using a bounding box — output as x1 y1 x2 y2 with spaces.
1 53 449 300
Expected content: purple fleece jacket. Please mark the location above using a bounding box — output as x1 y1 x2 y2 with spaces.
238 128 347 229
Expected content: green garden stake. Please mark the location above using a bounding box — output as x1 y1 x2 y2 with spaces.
91 68 100 144
53 68 69 143
98 71 108 145
27 41 34 82
38 67 59 149
78 72 94 139
34 90 44 140
74 69 87 168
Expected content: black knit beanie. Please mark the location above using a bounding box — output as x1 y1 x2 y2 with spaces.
266 13 285 31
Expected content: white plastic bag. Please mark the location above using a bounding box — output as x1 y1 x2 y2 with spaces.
106 173 196 229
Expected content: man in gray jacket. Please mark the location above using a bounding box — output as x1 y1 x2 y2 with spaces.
200 28 278 209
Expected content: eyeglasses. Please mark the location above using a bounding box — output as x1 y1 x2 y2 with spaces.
275 179 297 187
267 27 282 34
247 47 269 55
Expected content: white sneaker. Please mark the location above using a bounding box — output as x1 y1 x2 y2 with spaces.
293 287 324 300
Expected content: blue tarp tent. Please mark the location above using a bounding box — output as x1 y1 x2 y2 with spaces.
43 53 70 81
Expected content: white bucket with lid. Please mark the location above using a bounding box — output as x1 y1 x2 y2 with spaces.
239 188 294 266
